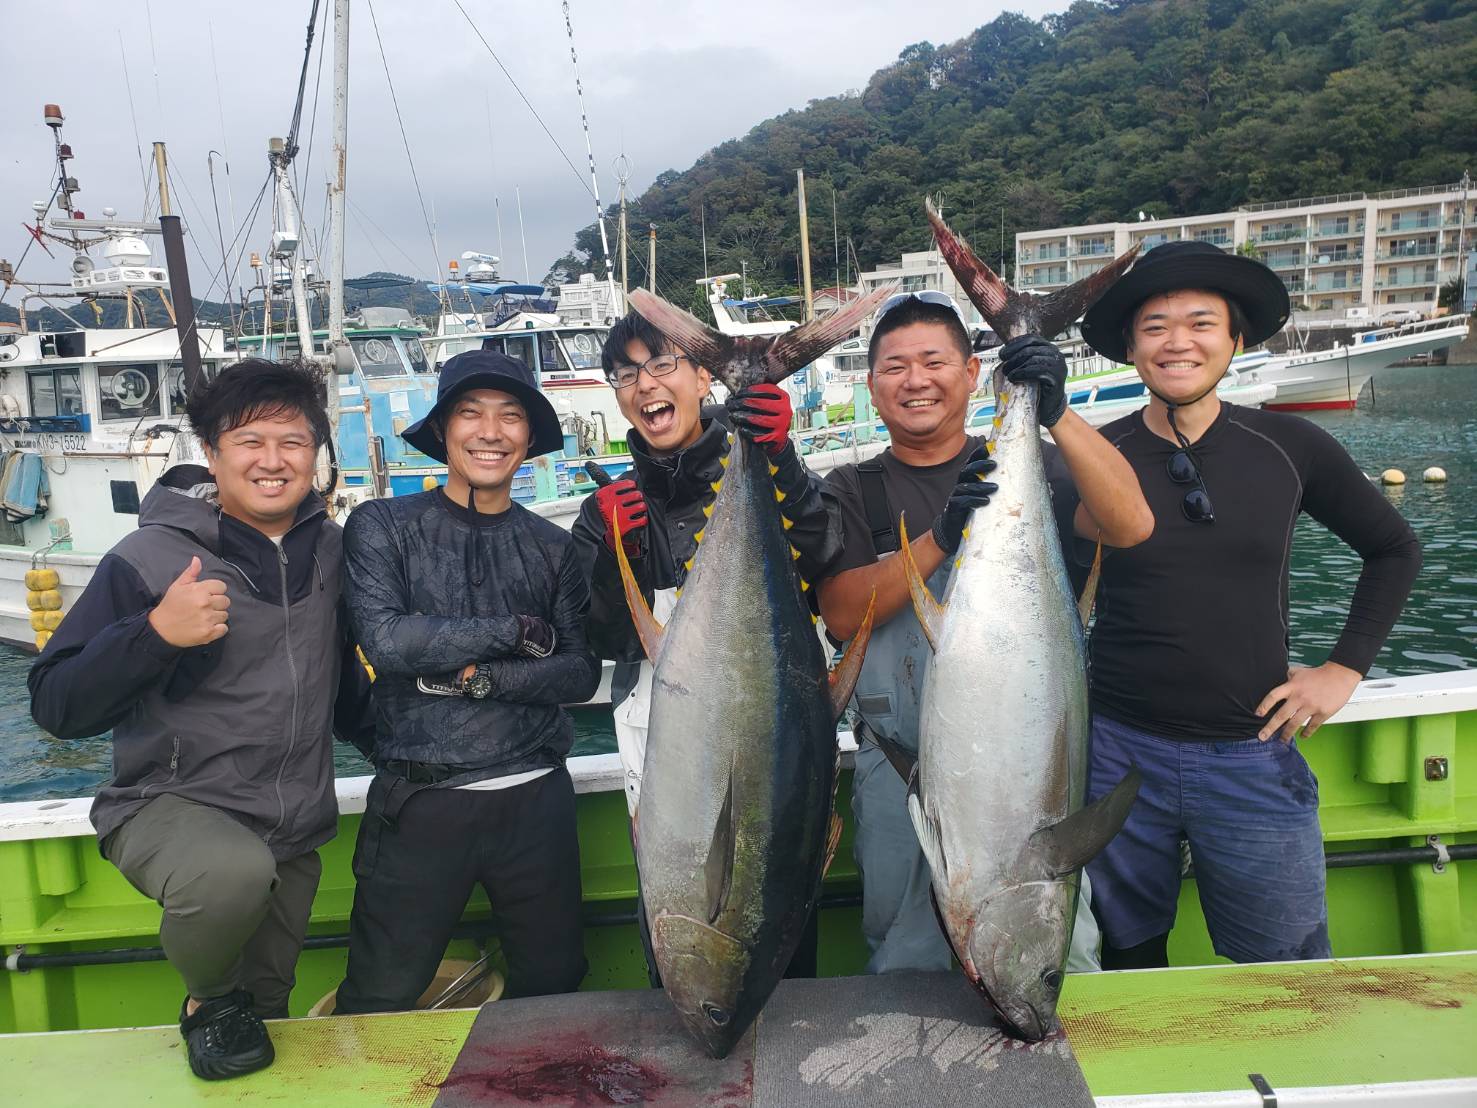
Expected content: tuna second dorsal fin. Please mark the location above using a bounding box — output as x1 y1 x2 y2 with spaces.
896 513 945 652
705 769 737 924
1078 539 1103 627
613 515 666 660
1030 768 1141 878
827 589 877 720
821 810 843 880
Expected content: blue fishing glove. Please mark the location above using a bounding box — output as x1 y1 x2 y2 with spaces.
998 334 1068 428
931 448 998 555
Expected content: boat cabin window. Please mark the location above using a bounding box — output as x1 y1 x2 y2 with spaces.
539 332 570 374
167 362 219 412
559 330 606 371
405 337 429 374
482 333 536 372
97 363 162 421
350 336 407 378
27 368 85 418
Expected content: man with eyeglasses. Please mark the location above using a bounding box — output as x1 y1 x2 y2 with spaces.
571 310 843 981
1074 241 1422 970
816 292 1153 974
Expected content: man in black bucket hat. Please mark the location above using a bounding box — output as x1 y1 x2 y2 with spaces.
1072 242 1421 970
335 349 599 1014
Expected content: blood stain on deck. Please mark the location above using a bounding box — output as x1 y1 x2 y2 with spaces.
438 1040 670 1104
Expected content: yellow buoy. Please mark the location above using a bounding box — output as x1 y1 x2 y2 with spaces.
25 568 59 591
34 629 51 651
30 611 47 632
26 589 63 611
1380 469 1406 486
1423 466 1447 483
41 610 64 630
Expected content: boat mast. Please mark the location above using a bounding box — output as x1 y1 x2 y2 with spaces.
647 224 656 294
325 0 350 432
796 169 815 323
268 138 318 368
154 141 205 395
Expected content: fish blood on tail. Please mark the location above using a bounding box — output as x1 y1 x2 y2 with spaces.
611 286 887 1058
895 200 1141 1041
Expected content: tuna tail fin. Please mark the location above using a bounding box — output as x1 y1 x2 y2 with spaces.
1031 768 1141 878
896 513 945 652
704 769 737 924
626 289 731 371
1077 539 1103 627
828 589 877 720
613 514 666 660
925 198 1139 342
759 286 895 385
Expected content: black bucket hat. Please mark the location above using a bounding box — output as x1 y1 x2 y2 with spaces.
401 349 564 463
1080 241 1290 364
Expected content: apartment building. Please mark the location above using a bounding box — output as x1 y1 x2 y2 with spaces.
1015 182 1475 327
856 249 989 333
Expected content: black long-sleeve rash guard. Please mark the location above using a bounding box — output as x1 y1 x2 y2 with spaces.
1081 403 1421 741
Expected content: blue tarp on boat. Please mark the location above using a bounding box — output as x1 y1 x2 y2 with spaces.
1 451 49 522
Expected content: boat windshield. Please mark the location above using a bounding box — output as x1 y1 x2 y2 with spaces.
558 330 607 372
351 336 410 378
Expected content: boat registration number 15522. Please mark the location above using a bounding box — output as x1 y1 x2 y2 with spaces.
41 434 88 452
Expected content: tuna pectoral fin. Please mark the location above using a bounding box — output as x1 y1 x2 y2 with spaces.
896 514 945 652
1077 539 1103 627
907 784 949 886
1031 768 1142 878
828 589 877 720
613 514 666 660
704 771 737 924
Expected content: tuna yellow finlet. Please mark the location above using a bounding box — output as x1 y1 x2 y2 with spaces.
711 480 723 494
767 461 779 476
775 488 787 503
782 516 794 530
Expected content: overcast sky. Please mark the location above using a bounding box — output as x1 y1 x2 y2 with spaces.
3 0 1064 301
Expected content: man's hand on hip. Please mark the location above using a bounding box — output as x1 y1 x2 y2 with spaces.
1256 661 1362 742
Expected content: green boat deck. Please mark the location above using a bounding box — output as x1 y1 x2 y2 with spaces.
4 953 1473 1105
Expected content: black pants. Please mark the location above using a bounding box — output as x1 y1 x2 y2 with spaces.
335 768 588 1014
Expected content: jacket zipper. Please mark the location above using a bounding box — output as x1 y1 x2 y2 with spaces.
265 545 300 845
140 737 181 800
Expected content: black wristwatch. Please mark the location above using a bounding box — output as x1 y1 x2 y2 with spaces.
463 665 494 700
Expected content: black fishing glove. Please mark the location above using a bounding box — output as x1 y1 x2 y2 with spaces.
999 334 1068 428
930 448 999 555
514 614 556 659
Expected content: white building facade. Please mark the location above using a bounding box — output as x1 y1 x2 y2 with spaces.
1015 182 1475 327
857 250 989 334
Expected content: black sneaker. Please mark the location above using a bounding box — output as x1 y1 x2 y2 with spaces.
178 991 275 1080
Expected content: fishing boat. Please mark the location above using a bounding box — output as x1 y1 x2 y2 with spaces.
0 111 240 652
0 666 1472 1103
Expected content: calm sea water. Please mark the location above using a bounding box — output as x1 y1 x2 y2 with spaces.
2 364 1472 803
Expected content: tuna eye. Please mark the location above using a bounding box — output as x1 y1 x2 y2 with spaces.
1042 969 1064 992
702 1003 730 1026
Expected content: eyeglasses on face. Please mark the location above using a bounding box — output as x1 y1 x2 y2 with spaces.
606 352 692 389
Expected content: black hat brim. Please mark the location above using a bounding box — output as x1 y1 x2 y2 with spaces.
400 372 565 464
1080 252 1291 364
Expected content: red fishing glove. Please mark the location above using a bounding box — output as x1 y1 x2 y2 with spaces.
596 478 648 556
727 383 794 457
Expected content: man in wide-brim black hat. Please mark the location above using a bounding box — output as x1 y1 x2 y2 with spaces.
1074 241 1422 971
334 349 600 1014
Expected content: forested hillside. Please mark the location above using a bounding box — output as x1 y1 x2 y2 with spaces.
553 0 1477 309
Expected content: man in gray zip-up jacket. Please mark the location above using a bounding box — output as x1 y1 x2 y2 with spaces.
29 360 374 1082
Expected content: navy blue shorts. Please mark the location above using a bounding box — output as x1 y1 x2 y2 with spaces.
1084 714 1331 963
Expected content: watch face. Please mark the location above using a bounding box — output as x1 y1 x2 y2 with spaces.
465 673 493 699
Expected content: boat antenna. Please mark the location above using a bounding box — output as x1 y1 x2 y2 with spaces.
562 0 614 284
701 200 709 282
207 23 239 247
516 186 530 284
615 153 631 297
495 196 506 272
116 31 150 213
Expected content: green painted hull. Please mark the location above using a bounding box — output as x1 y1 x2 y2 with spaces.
1 690 1473 1035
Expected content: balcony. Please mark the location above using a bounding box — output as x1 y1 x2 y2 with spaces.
1443 213 1477 226
1377 244 1440 260
1022 246 1068 262
1310 223 1364 240
1308 250 1362 266
1020 273 1067 289
1374 274 1437 289
1307 275 1362 292
1264 256 1304 270
1378 220 1439 234
1070 245 1112 258
1253 227 1305 243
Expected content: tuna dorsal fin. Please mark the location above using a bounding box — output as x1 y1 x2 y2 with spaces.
613 514 666 660
827 589 877 720
907 777 948 886
821 810 843 879
1077 539 1103 627
896 513 945 652
1030 768 1141 878
872 731 917 785
627 289 732 371
760 286 895 384
925 198 1139 342
704 770 737 924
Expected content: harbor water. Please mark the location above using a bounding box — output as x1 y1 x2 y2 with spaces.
1 363 1473 803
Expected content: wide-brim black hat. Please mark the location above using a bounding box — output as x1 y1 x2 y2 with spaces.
1080 241 1290 364
402 349 564 463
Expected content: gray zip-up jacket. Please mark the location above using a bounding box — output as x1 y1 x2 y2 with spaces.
29 465 376 859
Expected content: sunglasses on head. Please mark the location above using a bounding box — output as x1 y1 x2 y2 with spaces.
873 289 968 328
1164 408 1214 524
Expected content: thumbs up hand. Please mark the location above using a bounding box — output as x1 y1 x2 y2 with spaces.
147 556 231 647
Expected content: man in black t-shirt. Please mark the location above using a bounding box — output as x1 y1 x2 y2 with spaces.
817 294 1153 973
1075 242 1421 969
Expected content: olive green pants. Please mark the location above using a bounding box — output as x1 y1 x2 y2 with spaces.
103 793 321 1019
